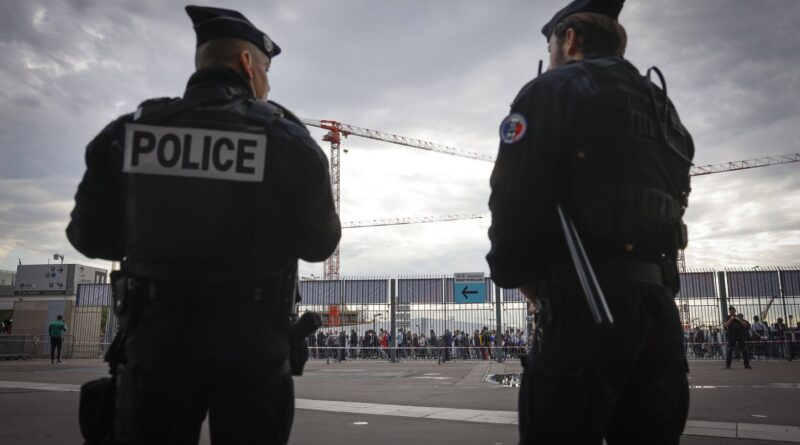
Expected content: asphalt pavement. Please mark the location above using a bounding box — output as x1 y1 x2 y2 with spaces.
0 357 797 444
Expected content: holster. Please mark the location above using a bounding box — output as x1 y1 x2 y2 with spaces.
282 272 321 375
288 312 321 375
79 270 141 445
658 255 681 294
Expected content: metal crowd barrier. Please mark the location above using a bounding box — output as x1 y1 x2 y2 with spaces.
0 335 111 361
0 335 36 360
684 340 798 361
306 346 528 362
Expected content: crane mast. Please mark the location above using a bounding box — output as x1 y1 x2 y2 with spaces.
319 122 348 279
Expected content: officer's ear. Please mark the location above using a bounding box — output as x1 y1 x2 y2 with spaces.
564 27 582 58
238 50 255 81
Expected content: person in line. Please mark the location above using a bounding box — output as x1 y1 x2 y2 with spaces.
750 315 767 359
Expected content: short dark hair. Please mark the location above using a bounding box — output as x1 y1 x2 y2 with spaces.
195 37 267 70
554 12 627 57
56 315 63 320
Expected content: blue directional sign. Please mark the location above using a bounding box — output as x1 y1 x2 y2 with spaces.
453 272 486 304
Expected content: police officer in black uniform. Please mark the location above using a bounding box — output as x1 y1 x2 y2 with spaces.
67 6 340 444
723 306 752 369
487 0 694 443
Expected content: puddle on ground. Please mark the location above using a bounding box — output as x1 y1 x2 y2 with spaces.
486 373 520 387
689 383 800 390
770 383 800 389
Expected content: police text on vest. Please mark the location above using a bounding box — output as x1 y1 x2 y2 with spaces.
123 124 267 182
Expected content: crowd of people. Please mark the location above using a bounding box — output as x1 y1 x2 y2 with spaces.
306 313 799 363
307 326 531 361
685 313 798 360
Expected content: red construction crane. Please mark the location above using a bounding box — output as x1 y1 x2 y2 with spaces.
342 213 484 229
306 119 495 278
306 118 799 278
690 154 800 176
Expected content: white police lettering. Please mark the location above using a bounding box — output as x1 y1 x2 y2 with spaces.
123 124 266 182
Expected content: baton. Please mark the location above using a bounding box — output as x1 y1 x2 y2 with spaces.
556 204 614 326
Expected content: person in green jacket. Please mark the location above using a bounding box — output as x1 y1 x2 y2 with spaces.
48 315 67 364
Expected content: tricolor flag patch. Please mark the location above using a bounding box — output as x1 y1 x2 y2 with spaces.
499 113 527 144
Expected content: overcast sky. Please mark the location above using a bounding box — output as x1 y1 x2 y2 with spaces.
0 0 798 278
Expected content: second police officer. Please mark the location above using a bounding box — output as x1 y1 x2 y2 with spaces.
487 0 694 443
67 6 340 444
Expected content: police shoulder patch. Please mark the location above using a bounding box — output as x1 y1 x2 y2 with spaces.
499 113 527 144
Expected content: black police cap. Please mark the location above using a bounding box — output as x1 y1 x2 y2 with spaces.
541 0 624 40
186 5 281 59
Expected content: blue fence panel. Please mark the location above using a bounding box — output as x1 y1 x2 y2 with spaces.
502 287 525 302
299 280 341 305
781 270 800 297
678 272 716 298
727 271 780 298
398 278 442 304
76 283 112 307
343 279 388 304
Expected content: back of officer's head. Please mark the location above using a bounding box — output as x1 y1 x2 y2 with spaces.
195 38 267 71
553 12 627 57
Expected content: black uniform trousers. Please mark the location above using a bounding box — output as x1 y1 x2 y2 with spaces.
125 290 293 445
519 275 689 444
725 335 750 368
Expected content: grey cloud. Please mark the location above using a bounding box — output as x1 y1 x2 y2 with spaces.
624 0 800 161
335 219 491 275
1 1 798 273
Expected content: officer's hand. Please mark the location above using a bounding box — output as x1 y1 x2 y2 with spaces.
520 285 538 305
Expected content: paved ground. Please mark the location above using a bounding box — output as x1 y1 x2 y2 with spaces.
0 357 797 444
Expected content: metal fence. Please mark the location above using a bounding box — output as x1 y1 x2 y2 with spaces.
302 269 800 361
299 275 534 363
0 283 114 361
0 335 36 359
1 268 797 362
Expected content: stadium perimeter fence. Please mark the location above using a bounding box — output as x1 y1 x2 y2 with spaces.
0 269 798 361
301 269 800 362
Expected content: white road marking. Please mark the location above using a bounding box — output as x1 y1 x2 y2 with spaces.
0 381 80 392
1 380 798 442
295 398 517 425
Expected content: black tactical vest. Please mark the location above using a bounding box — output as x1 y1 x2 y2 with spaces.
121 84 288 283
562 57 694 261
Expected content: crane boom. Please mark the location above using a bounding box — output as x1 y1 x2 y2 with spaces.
303 119 496 162
342 213 483 229
303 116 798 278
690 153 800 176
305 118 799 176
